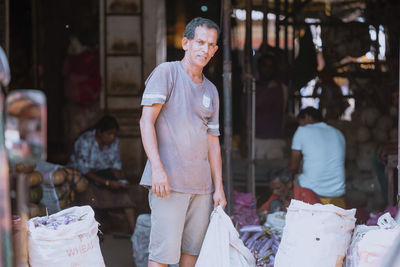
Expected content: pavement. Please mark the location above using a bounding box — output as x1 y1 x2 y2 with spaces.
100 234 135 267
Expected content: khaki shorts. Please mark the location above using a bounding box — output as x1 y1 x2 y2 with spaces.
148 190 213 264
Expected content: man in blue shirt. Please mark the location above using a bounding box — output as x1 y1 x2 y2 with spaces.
289 107 346 208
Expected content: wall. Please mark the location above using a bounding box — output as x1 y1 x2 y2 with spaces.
100 0 166 182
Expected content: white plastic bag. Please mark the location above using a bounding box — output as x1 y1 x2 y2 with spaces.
357 213 400 267
35 160 62 214
195 206 256 267
131 214 151 267
28 205 105 267
264 211 286 233
275 200 356 267
344 225 379 267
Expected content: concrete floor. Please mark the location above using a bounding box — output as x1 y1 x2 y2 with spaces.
100 234 135 267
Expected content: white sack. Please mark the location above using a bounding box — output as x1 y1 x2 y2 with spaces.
274 200 356 267
28 205 105 267
195 206 256 267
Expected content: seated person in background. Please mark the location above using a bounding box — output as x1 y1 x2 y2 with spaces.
290 107 346 208
260 168 320 212
68 115 136 233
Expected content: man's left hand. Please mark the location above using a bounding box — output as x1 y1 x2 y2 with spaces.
213 188 227 210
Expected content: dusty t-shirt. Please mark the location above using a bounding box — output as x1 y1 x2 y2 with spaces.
140 61 220 194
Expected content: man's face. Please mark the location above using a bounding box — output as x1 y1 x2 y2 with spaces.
269 178 291 201
182 26 219 68
99 128 117 146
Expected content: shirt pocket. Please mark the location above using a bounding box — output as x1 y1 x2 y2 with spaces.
198 93 213 118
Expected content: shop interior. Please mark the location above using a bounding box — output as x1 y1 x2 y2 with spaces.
2 0 400 266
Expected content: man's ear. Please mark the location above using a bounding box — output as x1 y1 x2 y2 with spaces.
287 180 293 188
182 37 189 51
212 45 219 55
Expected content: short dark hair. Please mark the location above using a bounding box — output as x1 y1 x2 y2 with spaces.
268 168 292 184
297 107 323 122
184 17 220 40
95 115 119 132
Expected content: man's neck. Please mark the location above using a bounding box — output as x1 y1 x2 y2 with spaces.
180 57 203 84
95 131 104 150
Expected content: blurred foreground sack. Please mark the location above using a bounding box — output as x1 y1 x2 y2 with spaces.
275 200 356 267
27 206 105 267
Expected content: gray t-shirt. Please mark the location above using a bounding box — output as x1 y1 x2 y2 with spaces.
140 61 220 194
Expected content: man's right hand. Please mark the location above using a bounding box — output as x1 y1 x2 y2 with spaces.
152 167 170 198
108 180 122 190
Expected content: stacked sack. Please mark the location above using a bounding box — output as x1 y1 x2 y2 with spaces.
328 105 398 212
15 161 89 216
50 168 88 209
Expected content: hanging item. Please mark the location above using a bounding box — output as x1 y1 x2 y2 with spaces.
321 18 371 66
291 27 318 92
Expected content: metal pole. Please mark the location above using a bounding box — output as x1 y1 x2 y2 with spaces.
292 0 297 62
374 25 380 71
275 0 280 48
244 0 255 196
222 0 233 215
5 0 9 56
262 0 269 49
398 39 400 207
284 0 288 53
31 0 39 89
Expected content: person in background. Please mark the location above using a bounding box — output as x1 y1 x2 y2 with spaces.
374 141 398 207
255 53 288 160
68 115 136 233
290 107 346 208
260 168 320 213
139 17 226 267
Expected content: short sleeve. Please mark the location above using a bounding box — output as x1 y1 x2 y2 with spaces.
291 127 304 150
110 138 122 170
207 87 220 136
141 63 173 106
70 136 92 174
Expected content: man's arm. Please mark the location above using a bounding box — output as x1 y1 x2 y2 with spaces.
289 149 302 176
140 104 170 198
208 134 227 209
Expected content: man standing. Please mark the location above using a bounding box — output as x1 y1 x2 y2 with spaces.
139 17 227 267
255 53 287 160
289 107 346 208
